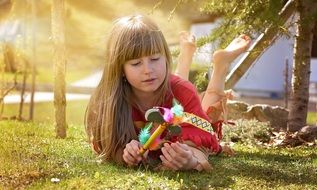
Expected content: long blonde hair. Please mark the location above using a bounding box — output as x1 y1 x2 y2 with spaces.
85 15 172 164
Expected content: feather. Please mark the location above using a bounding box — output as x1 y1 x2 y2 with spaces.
172 99 184 117
139 122 153 145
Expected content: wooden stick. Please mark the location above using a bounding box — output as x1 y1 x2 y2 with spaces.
139 122 168 155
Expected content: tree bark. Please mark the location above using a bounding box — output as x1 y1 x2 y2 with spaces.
314 24 317 127
52 0 67 138
18 58 27 120
29 0 37 120
0 44 4 119
288 0 317 132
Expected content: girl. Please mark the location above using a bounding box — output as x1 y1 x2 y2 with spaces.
85 15 250 171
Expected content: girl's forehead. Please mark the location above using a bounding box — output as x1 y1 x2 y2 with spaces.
124 41 164 60
126 53 162 61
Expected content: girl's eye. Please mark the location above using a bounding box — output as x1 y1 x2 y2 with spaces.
131 62 141 66
151 57 160 61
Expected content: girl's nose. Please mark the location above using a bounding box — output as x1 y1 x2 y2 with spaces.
143 59 153 74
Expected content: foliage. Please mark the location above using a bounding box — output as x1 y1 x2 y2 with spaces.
1 120 317 189
0 43 21 118
197 0 286 48
222 119 272 145
193 70 209 92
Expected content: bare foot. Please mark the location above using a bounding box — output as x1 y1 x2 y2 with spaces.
201 35 251 112
213 34 251 72
179 31 196 55
221 143 235 156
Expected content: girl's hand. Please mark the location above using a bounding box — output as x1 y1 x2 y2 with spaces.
160 142 198 170
123 140 143 166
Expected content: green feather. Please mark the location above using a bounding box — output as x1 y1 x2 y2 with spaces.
139 122 152 145
172 98 184 117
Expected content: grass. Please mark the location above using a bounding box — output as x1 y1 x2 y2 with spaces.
2 100 89 125
0 120 316 189
307 112 316 125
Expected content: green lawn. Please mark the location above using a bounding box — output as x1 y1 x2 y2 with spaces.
0 120 316 189
2 100 89 125
307 112 316 125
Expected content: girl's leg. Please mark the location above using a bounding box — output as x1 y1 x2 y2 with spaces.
175 31 196 80
201 34 251 113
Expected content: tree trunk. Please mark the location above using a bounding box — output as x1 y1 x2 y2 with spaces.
0 44 4 119
288 0 317 132
18 0 28 121
29 0 37 120
52 0 67 138
314 24 317 127
18 59 27 120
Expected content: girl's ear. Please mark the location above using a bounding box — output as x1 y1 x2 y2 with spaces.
122 73 127 83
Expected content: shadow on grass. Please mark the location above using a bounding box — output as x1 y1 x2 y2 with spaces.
228 150 317 185
159 148 317 189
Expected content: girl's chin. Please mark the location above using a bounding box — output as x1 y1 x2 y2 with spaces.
133 87 159 94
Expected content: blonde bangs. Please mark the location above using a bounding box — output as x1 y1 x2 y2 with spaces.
121 29 167 62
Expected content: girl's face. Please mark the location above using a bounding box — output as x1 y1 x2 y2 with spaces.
123 53 166 95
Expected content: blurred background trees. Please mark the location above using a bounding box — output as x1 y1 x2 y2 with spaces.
1 0 316 137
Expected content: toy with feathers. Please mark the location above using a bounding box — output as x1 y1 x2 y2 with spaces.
138 98 219 155
138 99 185 155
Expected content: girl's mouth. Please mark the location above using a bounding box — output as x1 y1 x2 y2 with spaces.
142 78 156 83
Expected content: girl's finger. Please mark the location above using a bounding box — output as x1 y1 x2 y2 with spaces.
160 155 178 170
169 143 191 166
161 146 173 162
162 143 178 161
176 142 190 151
125 142 142 162
142 150 149 158
162 144 185 168
123 150 138 165
171 142 191 158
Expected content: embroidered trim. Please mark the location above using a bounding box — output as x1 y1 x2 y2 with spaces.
183 112 214 134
